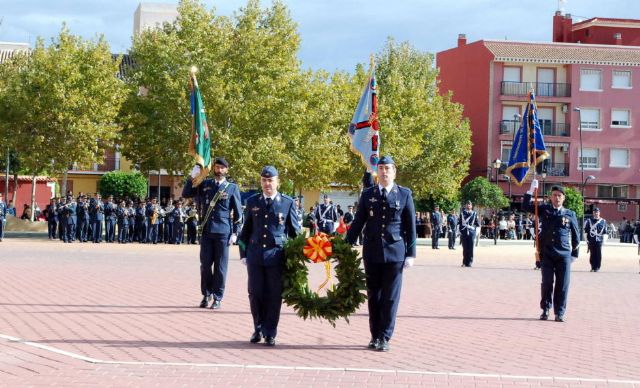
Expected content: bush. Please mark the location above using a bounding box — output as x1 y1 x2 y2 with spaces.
98 171 147 199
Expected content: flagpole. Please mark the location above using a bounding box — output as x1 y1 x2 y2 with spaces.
530 89 541 264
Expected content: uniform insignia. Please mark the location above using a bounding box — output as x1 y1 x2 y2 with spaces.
369 197 378 203
562 217 568 226
251 206 260 212
395 200 400 207
203 187 211 192
278 212 284 225
369 210 374 217
220 191 228 200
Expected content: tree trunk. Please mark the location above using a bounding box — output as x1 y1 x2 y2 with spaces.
30 173 37 222
61 170 68 197
12 172 18 203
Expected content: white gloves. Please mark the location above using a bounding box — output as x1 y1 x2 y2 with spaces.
528 178 539 194
190 165 201 179
404 258 415 268
229 234 237 246
240 257 247 266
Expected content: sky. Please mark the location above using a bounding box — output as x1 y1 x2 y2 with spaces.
2 0 640 72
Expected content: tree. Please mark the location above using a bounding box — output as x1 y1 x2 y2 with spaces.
98 171 148 199
460 177 509 211
563 186 583 219
0 26 125 218
336 39 472 199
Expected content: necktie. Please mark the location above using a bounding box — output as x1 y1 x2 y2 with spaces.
266 197 273 207
381 188 387 203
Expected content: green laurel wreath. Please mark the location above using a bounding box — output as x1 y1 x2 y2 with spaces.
282 234 367 327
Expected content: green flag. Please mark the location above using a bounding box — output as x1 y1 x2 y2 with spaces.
188 69 212 186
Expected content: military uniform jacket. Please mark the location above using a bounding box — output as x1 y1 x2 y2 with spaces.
523 193 580 258
457 209 480 236
76 202 90 220
346 184 417 263
585 217 607 244
145 204 160 225
104 202 117 220
135 207 146 222
0 201 6 220
89 200 104 222
182 178 242 236
45 204 58 222
431 211 443 227
343 211 355 225
446 214 458 230
238 193 300 266
315 203 338 227
116 207 129 225
64 202 77 223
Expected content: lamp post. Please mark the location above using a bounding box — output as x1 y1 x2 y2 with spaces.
513 113 521 133
581 175 596 240
492 159 502 184
502 174 512 205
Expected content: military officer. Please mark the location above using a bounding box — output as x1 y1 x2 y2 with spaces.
76 195 90 242
584 207 607 272
63 195 77 243
314 195 338 234
183 157 243 310
57 197 66 241
135 201 147 243
238 165 300 346
446 210 458 250
0 193 6 242
116 200 129 243
346 156 417 352
458 201 480 267
146 198 160 244
523 181 579 322
104 195 117 243
430 205 442 249
45 198 58 240
89 194 104 243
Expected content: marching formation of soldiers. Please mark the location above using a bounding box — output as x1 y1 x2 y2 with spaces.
43 193 199 245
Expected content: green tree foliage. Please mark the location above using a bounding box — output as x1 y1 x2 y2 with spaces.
563 186 583 219
338 39 471 199
460 177 509 210
98 171 148 199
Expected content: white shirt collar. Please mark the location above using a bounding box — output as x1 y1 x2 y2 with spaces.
215 177 226 185
378 183 394 193
263 192 278 201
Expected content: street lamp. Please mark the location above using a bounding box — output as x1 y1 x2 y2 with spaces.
502 174 512 205
581 175 596 240
513 113 521 133
492 159 502 184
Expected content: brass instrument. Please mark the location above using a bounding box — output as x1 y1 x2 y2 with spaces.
150 205 159 224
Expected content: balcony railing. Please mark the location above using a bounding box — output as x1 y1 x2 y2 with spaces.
499 120 570 136
537 162 569 177
501 81 571 97
70 157 120 172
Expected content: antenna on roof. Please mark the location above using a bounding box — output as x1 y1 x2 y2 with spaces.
558 0 567 13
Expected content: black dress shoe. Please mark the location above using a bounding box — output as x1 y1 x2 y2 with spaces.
555 314 565 322
250 331 262 343
264 336 276 346
210 300 221 310
199 295 211 308
367 338 380 349
376 339 389 352
540 309 549 320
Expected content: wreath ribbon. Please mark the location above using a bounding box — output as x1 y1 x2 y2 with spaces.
303 233 333 291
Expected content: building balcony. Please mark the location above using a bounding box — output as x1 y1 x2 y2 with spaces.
69 157 121 173
537 161 569 177
501 81 571 97
499 120 570 136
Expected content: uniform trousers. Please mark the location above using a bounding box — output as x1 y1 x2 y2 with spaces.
147 223 158 243
65 219 76 242
448 230 456 249
247 262 283 338
0 218 4 240
77 218 89 241
363 260 404 341
117 221 129 243
92 220 103 242
200 233 229 300
105 218 116 242
540 254 572 316
47 220 57 239
431 227 440 248
460 231 476 266
588 242 602 271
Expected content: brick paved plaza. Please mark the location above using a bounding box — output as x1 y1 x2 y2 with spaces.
1 237 639 387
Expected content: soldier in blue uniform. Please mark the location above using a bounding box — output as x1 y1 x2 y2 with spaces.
314 195 338 234
523 181 579 322
346 156 417 352
446 210 458 250
430 205 442 249
183 157 243 310
238 165 300 346
57 197 66 241
63 195 77 243
146 198 160 244
0 193 6 242
45 198 58 240
171 201 187 244
116 200 129 243
104 195 117 243
458 201 480 267
127 201 136 243
584 207 606 272
76 195 90 242
89 194 104 243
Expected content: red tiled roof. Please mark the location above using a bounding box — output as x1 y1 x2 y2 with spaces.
572 17 640 31
0 176 56 182
483 40 640 66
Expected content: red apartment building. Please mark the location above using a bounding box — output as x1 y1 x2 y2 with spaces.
437 12 640 223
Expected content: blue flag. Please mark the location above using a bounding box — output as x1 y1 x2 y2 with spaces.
505 92 549 186
348 65 380 173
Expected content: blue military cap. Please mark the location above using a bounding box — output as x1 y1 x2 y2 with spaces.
550 185 565 195
377 155 395 165
214 157 229 168
261 165 278 178
593 207 600 212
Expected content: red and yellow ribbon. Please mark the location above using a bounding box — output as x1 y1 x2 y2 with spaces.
303 233 334 291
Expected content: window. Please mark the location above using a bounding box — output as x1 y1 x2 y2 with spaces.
612 70 631 88
618 203 628 212
580 69 602 91
579 108 600 130
501 146 512 165
610 149 630 167
597 185 628 198
611 109 630 127
503 67 521 82
579 148 599 169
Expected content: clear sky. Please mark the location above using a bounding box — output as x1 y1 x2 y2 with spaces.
1 0 640 72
